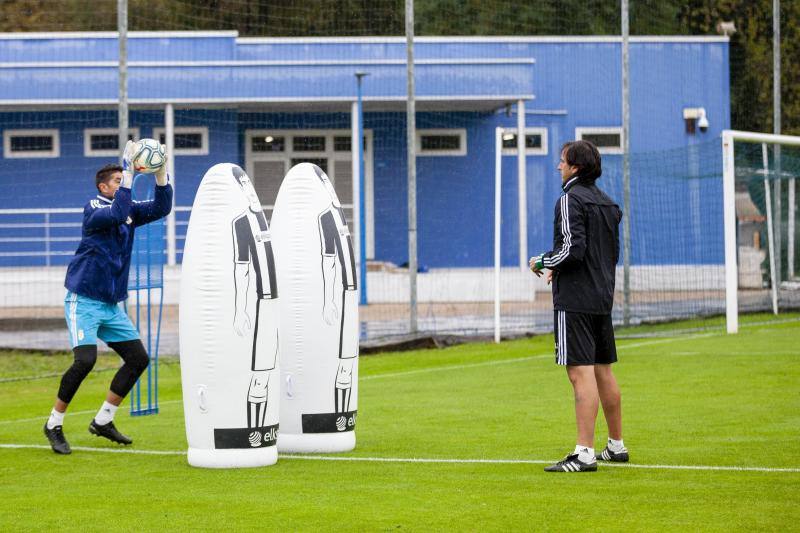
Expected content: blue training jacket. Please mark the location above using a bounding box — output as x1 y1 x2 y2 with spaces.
65 183 173 304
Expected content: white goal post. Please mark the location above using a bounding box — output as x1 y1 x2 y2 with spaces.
722 130 800 334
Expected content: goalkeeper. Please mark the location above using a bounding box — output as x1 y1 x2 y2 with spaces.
529 140 625 473
43 141 173 455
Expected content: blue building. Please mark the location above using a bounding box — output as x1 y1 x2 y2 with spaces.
0 32 730 269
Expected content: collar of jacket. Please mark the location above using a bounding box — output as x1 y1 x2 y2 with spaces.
562 175 581 192
95 194 113 204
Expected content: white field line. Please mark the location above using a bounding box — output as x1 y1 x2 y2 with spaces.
1 317 789 386
0 444 184 456
0 444 797 474
362 332 718 381
0 399 182 426
0 332 747 426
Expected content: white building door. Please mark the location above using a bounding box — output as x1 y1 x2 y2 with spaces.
245 129 374 258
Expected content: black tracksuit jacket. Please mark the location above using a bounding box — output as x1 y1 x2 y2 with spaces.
542 175 622 315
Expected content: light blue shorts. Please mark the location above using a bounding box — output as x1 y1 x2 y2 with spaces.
64 291 140 348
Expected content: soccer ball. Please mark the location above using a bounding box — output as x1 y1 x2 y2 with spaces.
131 138 166 173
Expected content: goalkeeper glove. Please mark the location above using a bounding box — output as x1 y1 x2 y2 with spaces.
154 145 169 186
121 140 136 189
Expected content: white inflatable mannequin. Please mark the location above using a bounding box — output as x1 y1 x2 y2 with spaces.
272 163 358 453
179 163 280 468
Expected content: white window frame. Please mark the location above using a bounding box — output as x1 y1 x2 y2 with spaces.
417 128 467 156
152 126 209 156
83 128 140 157
501 127 548 156
244 128 375 258
3 129 60 159
575 127 623 155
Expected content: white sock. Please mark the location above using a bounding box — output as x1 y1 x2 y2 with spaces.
608 438 626 452
47 408 65 430
574 444 596 463
94 401 118 425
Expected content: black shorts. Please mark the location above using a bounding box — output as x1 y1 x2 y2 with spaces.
553 310 617 366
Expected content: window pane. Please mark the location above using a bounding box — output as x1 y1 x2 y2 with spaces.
291 158 327 174
90 134 119 151
252 160 286 208
158 132 203 150
293 136 326 152
502 133 543 150
525 134 542 149
333 136 367 153
581 133 620 148
333 136 351 152
174 133 203 150
421 135 460 151
10 135 53 152
252 135 285 152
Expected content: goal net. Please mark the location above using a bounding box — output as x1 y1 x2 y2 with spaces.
0 1 795 351
724 131 800 332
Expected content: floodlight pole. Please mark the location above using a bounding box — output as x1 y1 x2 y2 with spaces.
621 0 632 326
406 0 418 333
355 72 369 305
772 0 782 289
773 0 793 284
117 0 128 167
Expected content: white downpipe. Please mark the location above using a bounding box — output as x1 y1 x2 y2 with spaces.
517 100 527 270
165 103 176 266
494 127 502 343
762 144 779 315
722 132 738 334
351 101 361 301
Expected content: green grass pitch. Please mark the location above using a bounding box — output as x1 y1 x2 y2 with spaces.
1 314 799 531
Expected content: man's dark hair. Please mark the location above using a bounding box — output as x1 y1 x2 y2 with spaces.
562 140 602 180
95 164 123 191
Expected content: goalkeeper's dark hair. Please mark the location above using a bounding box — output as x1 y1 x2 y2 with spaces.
95 163 123 191
562 140 602 180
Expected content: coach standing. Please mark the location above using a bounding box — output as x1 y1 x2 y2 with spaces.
529 140 627 472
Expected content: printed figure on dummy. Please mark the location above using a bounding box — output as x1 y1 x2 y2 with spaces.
230 166 279 434
315 165 358 416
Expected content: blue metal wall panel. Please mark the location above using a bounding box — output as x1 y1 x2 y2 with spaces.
0 35 730 268
0 35 236 62
0 62 534 102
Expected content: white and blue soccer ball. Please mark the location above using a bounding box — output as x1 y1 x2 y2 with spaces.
132 138 166 173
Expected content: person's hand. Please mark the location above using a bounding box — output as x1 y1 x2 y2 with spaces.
529 254 544 277
154 145 168 186
546 270 553 285
234 310 252 336
121 140 137 189
323 302 339 325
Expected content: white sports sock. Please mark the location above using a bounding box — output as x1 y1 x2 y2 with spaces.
47 408 65 430
94 401 118 425
608 438 626 452
574 445 596 463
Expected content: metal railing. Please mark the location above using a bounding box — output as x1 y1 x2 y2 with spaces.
0 204 314 265
0 208 83 266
